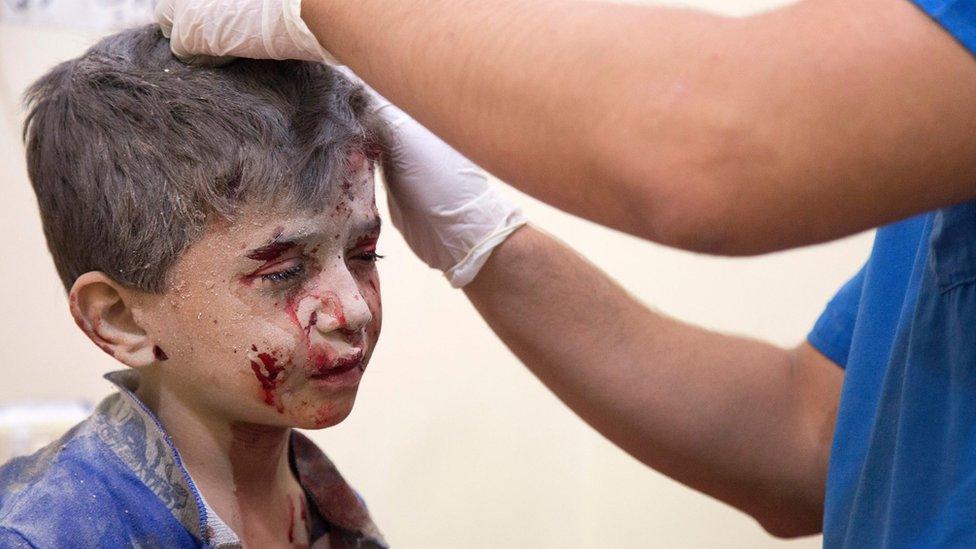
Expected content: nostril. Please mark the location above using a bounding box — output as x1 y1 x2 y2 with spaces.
341 328 365 346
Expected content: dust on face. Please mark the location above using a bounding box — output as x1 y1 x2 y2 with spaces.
140 160 382 429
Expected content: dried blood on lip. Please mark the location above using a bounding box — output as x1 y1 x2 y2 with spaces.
311 350 364 376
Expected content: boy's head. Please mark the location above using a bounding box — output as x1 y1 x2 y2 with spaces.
24 25 385 429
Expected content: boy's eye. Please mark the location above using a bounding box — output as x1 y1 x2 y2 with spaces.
352 248 383 263
260 263 305 283
357 251 385 262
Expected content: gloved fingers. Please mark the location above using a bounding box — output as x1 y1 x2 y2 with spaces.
153 0 334 65
154 0 175 38
155 0 234 65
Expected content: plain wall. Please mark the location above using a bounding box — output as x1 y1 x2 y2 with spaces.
0 0 870 546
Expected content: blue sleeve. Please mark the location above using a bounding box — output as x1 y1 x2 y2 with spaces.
808 266 866 369
910 1 976 55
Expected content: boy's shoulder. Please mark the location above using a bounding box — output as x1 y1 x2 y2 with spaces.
290 430 387 546
0 390 202 548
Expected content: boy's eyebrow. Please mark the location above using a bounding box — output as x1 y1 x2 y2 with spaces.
244 218 381 261
245 238 299 262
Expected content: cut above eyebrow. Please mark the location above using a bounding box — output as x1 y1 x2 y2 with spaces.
245 239 298 262
244 217 381 260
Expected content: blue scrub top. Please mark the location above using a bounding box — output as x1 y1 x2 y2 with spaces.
809 4 976 536
808 5 976 546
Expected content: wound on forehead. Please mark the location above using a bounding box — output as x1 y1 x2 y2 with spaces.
23 24 388 294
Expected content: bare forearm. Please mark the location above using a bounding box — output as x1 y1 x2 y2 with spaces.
464 225 840 535
308 0 976 254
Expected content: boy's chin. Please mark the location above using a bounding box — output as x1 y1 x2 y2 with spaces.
291 411 354 430
286 395 358 430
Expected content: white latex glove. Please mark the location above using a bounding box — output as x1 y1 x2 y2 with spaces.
342 72 527 288
155 0 336 65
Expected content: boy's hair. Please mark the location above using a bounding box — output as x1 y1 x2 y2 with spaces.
24 25 384 293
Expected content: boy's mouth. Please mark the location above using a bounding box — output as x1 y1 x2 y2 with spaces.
309 349 366 379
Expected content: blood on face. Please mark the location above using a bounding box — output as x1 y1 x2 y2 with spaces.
249 344 286 412
247 285 352 412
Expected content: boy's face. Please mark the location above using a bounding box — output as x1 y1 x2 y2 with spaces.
140 157 382 429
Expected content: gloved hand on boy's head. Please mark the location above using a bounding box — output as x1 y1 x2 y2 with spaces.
155 0 335 65
337 69 528 288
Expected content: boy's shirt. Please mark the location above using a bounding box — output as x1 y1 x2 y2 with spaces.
0 370 387 548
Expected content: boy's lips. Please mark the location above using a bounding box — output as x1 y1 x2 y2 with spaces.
309 349 365 377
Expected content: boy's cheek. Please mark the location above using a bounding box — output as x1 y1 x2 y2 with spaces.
361 271 382 318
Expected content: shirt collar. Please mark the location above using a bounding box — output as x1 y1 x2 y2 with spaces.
97 370 387 548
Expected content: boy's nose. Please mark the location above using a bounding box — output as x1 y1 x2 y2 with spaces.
311 283 372 336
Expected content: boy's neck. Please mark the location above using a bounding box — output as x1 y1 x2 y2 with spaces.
135 373 310 545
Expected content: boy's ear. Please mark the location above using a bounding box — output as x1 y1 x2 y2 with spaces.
69 272 157 368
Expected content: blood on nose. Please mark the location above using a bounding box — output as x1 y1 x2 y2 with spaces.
291 292 347 336
316 293 347 332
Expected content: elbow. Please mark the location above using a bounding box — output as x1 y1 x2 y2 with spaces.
629 165 801 257
633 174 744 256
755 507 824 539
741 484 824 539
614 131 783 256
607 83 798 256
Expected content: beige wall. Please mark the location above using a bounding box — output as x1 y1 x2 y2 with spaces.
0 1 868 546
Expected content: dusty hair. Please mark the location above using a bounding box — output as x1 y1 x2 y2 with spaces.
23 24 384 293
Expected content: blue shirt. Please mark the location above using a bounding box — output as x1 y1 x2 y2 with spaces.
0 371 387 548
810 203 976 547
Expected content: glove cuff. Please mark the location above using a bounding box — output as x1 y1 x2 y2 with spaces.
445 211 529 289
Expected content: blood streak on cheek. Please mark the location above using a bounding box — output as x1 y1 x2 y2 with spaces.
249 344 286 413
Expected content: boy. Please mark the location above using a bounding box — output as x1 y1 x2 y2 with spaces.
0 24 388 548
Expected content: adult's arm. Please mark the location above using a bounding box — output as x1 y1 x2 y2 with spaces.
349 84 838 534
464 225 843 537
304 0 976 254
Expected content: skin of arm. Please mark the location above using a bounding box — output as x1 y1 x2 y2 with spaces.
305 0 976 255
464 225 844 537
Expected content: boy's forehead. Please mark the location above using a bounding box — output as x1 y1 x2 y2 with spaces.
225 192 375 241
231 172 376 234
172 170 379 270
